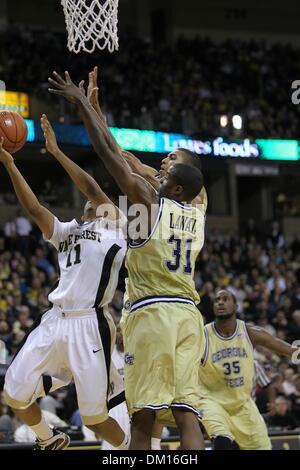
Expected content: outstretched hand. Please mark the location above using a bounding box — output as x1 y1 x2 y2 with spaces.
48 71 85 104
0 137 14 165
40 114 59 156
88 66 99 107
87 66 107 125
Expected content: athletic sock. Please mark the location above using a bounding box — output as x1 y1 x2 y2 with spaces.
31 417 54 441
151 437 161 450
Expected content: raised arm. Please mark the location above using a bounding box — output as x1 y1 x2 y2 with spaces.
247 324 299 361
48 71 157 208
121 150 159 188
0 138 54 239
85 67 209 211
86 66 108 126
87 68 160 189
40 114 118 219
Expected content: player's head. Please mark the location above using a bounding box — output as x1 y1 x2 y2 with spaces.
160 148 202 177
158 164 203 202
214 290 237 321
275 396 288 416
82 200 97 222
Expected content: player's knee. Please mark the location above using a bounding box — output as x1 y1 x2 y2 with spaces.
171 409 199 428
213 435 234 450
131 409 155 434
86 420 108 434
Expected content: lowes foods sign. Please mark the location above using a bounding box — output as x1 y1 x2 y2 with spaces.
162 135 259 158
32 121 299 161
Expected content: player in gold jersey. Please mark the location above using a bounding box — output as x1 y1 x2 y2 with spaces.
48 71 206 450
200 290 300 450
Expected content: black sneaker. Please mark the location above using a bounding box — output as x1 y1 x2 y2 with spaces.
34 428 70 450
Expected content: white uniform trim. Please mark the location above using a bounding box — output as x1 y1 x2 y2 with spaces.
130 295 195 312
244 323 255 350
212 321 239 341
201 327 210 366
171 200 193 210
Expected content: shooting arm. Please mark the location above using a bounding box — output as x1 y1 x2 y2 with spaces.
87 67 159 189
52 148 119 216
3 160 54 239
41 113 117 216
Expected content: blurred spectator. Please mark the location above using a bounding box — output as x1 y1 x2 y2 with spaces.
15 210 32 256
289 375 300 425
266 396 299 430
1 27 300 139
3 218 17 251
287 310 300 343
282 368 296 396
0 391 14 443
267 222 285 250
12 306 33 335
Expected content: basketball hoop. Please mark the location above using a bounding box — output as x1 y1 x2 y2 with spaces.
61 0 119 54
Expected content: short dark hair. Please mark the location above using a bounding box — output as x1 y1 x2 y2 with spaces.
169 164 203 201
178 148 202 172
229 291 238 305
216 289 238 305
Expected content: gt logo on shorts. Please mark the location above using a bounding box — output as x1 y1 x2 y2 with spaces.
125 353 134 365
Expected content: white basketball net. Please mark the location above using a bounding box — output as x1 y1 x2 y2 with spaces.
61 0 119 54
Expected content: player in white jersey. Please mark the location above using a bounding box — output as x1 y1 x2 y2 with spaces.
0 118 129 450
101 323 131 450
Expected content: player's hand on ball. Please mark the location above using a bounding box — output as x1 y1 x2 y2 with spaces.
40 114 59 156
0 137 14 165
48 71 83 104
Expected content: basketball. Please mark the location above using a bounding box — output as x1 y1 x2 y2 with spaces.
0 111 28 154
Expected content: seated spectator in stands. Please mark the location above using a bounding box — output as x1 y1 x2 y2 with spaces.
6 331 26 364
15 210 32 256
3 218 16 251
12 306 33 335
0 392 14 443
272 372 286 396
256 314 276 337
267 222 285 250
288 310 300 343
266 396 299 430
272 310 288 331
35 248 55 279
245 218 260 242
289 374 300 426
282 368 297 396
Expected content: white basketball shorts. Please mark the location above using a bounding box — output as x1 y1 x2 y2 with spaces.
4 305 125 425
